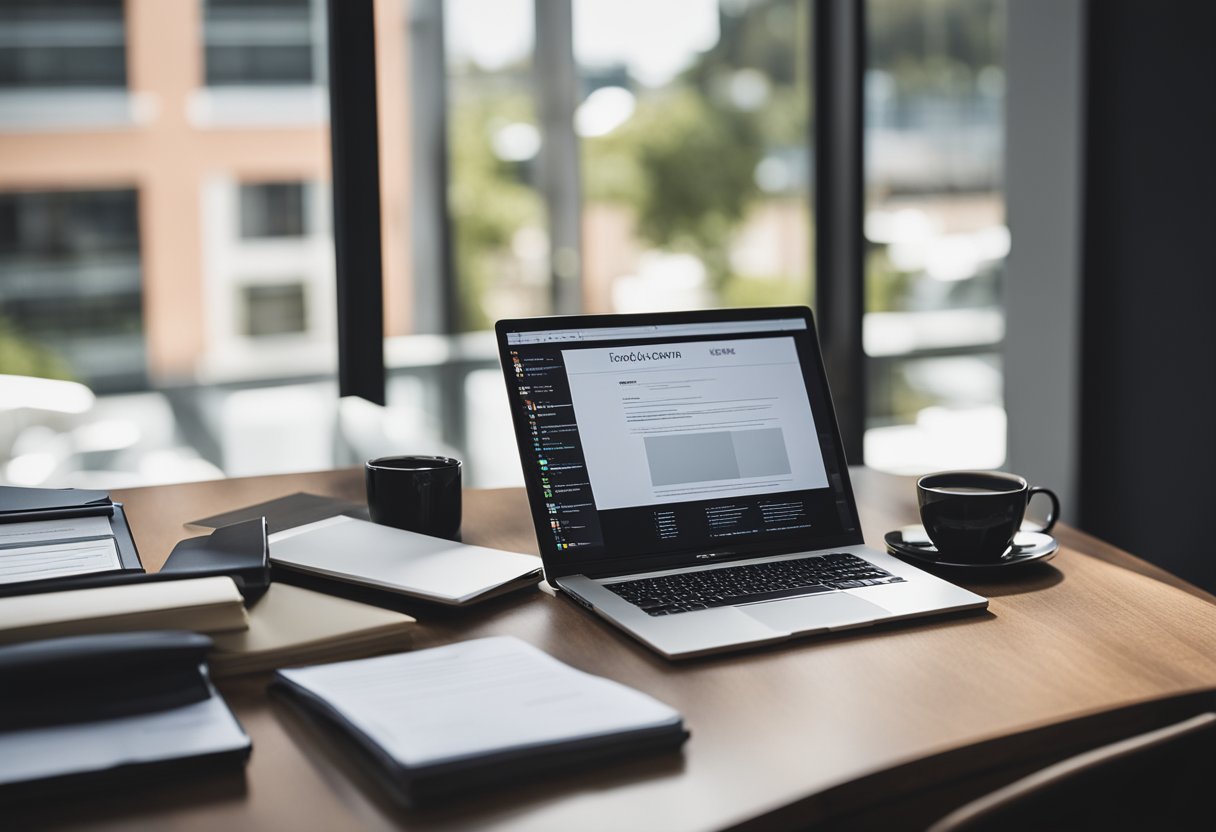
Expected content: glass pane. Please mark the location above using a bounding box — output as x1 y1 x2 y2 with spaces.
241 283 309 337
239 182 309 239
0 189 144 389
576 0 813 314
203 0 317 86
370 0 543 488
377 1 816 487
0 0 337 488
445 0 547 331
0 0 127 89
863 0 1007 473
367 1 477 479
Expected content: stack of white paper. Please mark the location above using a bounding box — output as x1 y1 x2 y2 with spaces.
274 637 688 803
0 516 120 584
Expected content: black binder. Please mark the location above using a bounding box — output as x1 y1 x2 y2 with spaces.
0 631 251 800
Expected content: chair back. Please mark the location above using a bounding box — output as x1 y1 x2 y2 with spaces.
928 712 1216 832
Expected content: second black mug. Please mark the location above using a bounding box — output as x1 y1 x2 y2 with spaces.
365 455 462 540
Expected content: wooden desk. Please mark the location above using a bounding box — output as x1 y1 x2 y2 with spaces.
16 468 1216 831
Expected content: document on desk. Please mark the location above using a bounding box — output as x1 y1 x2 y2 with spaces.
0 681 250 790
0 576 249 645
268 516 542 605
0 516 120 585
208 583 415 678
274 636 688 803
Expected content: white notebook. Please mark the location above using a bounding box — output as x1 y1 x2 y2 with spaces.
268 516 542 605
273 636 687 803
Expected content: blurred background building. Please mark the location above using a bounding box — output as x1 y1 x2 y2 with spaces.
1 0 1007 489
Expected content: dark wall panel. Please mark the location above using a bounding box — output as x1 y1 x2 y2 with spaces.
1079 2 1216 590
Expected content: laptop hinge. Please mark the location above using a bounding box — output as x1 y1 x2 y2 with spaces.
564 533 867 584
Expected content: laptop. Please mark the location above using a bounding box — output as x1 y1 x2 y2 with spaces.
495 307 987 659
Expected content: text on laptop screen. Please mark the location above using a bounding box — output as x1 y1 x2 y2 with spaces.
501 313 859 569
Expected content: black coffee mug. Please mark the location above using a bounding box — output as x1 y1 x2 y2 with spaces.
365 455 462 540
916 470 1059 563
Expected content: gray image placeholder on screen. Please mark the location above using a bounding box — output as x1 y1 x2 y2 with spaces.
644 428 792 487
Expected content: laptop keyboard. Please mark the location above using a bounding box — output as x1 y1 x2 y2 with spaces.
607 553 905 616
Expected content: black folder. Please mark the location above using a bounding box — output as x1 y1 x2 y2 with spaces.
159 517 271 602
0 485 143 596
0 631 251 800
0 484 269 601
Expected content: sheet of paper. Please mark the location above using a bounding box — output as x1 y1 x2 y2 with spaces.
277 636 682 768
269 516 541 604
0 681 248 786
0 515 113 547
0 538 121 585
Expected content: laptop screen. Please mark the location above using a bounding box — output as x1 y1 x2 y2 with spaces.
496 307 862 580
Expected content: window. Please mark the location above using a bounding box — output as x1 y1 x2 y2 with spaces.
0 0 126 90
0 189 144 390
1 2 1014 490
404 0 816 484
576 0 812 315
239 182 309 239
0 188 138 257
444 0 545 330
241 282 308 337
443 0 814 330
0 3 343 487
397 1 1010 482
204 0 319 86
863 0 1008 473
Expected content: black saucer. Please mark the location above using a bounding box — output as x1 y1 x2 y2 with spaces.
884 526 1059 570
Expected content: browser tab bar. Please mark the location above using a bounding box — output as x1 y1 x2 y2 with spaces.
505 317 806 345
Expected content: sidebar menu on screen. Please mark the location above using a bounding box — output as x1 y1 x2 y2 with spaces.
507 347 605 554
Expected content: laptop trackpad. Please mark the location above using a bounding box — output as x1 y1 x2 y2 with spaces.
741 592 887 635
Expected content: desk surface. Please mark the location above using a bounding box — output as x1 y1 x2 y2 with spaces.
17 468 1216 831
